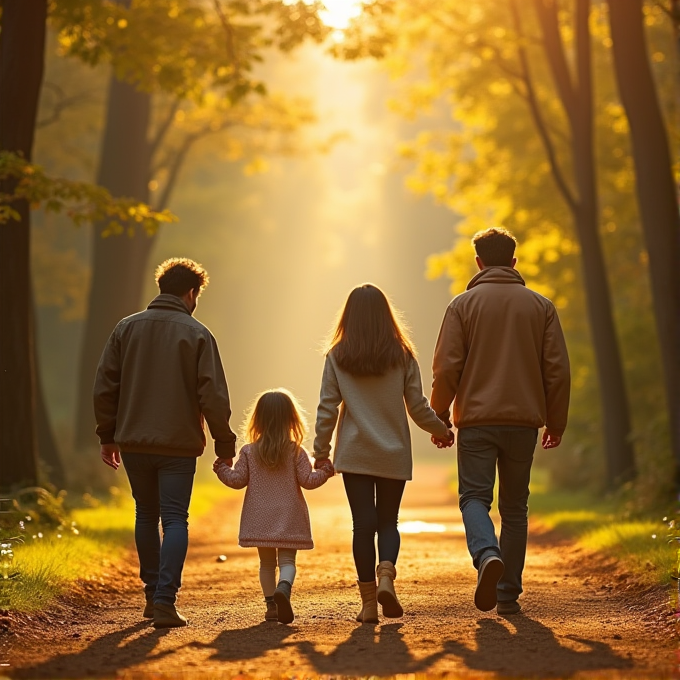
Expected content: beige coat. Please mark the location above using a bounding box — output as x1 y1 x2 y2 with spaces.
313 353 449 480
431 267 570 435
215 444 332 550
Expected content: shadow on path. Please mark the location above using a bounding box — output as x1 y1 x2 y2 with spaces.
183 621 296 663
11 622 171 679
444 615 634 677
297 623 448 676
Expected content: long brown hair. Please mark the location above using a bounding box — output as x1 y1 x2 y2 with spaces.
243 389 307 469
327 283 416 377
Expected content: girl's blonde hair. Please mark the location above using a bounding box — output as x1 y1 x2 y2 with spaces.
243 388 308 469
327 283 416 377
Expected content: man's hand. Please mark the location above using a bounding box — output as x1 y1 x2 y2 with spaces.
542 430 562 450
213 457 233 472
431 429 455 449
100 443 121 470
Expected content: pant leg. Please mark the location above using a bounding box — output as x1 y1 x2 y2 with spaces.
121 453 161 598
456 427 502 569
375 477 406 565
277 548 297 586
497 427 537 603
155 455 196 605
258 547 278 597
342 473 378 582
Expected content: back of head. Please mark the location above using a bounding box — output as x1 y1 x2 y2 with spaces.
472 227 517 267
329 283 415 377
245 389 307 469
155 257 209 297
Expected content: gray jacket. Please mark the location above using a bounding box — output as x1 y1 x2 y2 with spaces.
313 352 448 480
93 294 237 459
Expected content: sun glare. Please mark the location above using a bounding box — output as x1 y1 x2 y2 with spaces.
285 0 364 38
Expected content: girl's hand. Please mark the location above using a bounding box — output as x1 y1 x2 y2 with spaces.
315 458 335 475
213 457 233 473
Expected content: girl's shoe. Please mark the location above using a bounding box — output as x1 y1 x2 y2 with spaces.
376 561 403 618
356 580 379 623
274 580 294 624
264 596 278 621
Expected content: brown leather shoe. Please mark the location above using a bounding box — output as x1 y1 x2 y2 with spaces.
265 596 278 621
475 555 504 612
153 603 188 628
497 600 522 615
143 595 154 619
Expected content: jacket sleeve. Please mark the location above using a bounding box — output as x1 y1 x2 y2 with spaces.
542 304 571 435
404 357 449 438
431 303 467 425
93 326 121 445
295 448 333 490
215 448 249 489
197 332 238 459
312 355 342 461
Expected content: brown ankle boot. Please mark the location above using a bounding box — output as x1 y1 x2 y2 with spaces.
376 561 403 618
356 580 379 623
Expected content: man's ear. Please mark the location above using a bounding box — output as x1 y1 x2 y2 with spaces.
475 255 485 271
510 257 517 269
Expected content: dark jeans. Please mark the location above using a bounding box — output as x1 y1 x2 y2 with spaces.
342 473 406 582
457 426 538 603
122 452 196 605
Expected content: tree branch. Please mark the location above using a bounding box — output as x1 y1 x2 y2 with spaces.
533 0 577 129
510 0 577 212
148 98 181 164
36 82 96 128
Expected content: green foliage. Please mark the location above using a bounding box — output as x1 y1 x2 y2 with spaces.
342 0 676 498
0 151 177 234
49 0 329 103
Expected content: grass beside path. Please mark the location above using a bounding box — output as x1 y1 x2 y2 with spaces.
528 468 678 589
1 478 231 612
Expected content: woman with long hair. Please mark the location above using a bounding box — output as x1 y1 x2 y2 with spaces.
313 284 452 623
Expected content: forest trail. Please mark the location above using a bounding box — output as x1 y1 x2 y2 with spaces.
2 463 675 679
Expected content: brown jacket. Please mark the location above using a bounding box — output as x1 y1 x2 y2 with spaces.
93 294 237 458
431 267 570 435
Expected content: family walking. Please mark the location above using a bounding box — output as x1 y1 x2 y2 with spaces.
93 227 571 629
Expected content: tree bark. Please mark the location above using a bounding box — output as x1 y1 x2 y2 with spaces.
607 0 680 482
74 75 154 452
526 0 636 486
0 0 48 490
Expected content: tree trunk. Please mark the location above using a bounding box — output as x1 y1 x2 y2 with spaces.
74 75 154 452
607 0 680 481
0 0 47 490
571 0 635 484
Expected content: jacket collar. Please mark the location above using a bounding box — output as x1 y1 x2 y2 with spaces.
147 293 192 316
466 266 526 291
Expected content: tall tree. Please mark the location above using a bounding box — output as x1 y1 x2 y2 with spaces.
606 0 680 481
0 0 48 489
48 0 327 453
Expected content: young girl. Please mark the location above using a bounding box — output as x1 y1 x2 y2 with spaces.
313 283 452 623
214 389 334 624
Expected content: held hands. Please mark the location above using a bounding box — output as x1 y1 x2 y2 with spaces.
100 443 121 470
314 458 335 475
431 429 455 449
541 430 562 450
213 457 233 473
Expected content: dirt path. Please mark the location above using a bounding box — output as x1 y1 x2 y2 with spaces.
2 463 676 678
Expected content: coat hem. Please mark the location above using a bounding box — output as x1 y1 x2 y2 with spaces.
239 540 314 550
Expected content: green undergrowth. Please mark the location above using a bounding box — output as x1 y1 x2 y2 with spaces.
528 468 677 588
1 476 233 612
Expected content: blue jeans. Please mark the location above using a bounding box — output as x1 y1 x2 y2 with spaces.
457 426 538 603
122 453 196 605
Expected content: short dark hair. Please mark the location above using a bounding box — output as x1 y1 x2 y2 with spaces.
154 258 209 296
472 227 517 267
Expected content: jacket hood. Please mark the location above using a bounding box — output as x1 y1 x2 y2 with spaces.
466 266 526 291
147 293 192 315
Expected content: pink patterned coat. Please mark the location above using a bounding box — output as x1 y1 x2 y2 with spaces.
214 444 333 550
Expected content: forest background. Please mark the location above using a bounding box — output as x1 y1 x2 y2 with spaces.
1 0 679 515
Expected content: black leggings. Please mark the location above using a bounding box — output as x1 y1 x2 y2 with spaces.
342 473 407 582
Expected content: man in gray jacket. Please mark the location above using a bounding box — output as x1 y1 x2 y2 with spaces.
93 257 237 628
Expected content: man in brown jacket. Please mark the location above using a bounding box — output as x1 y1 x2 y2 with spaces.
431 228 570 616
93 257 237 628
